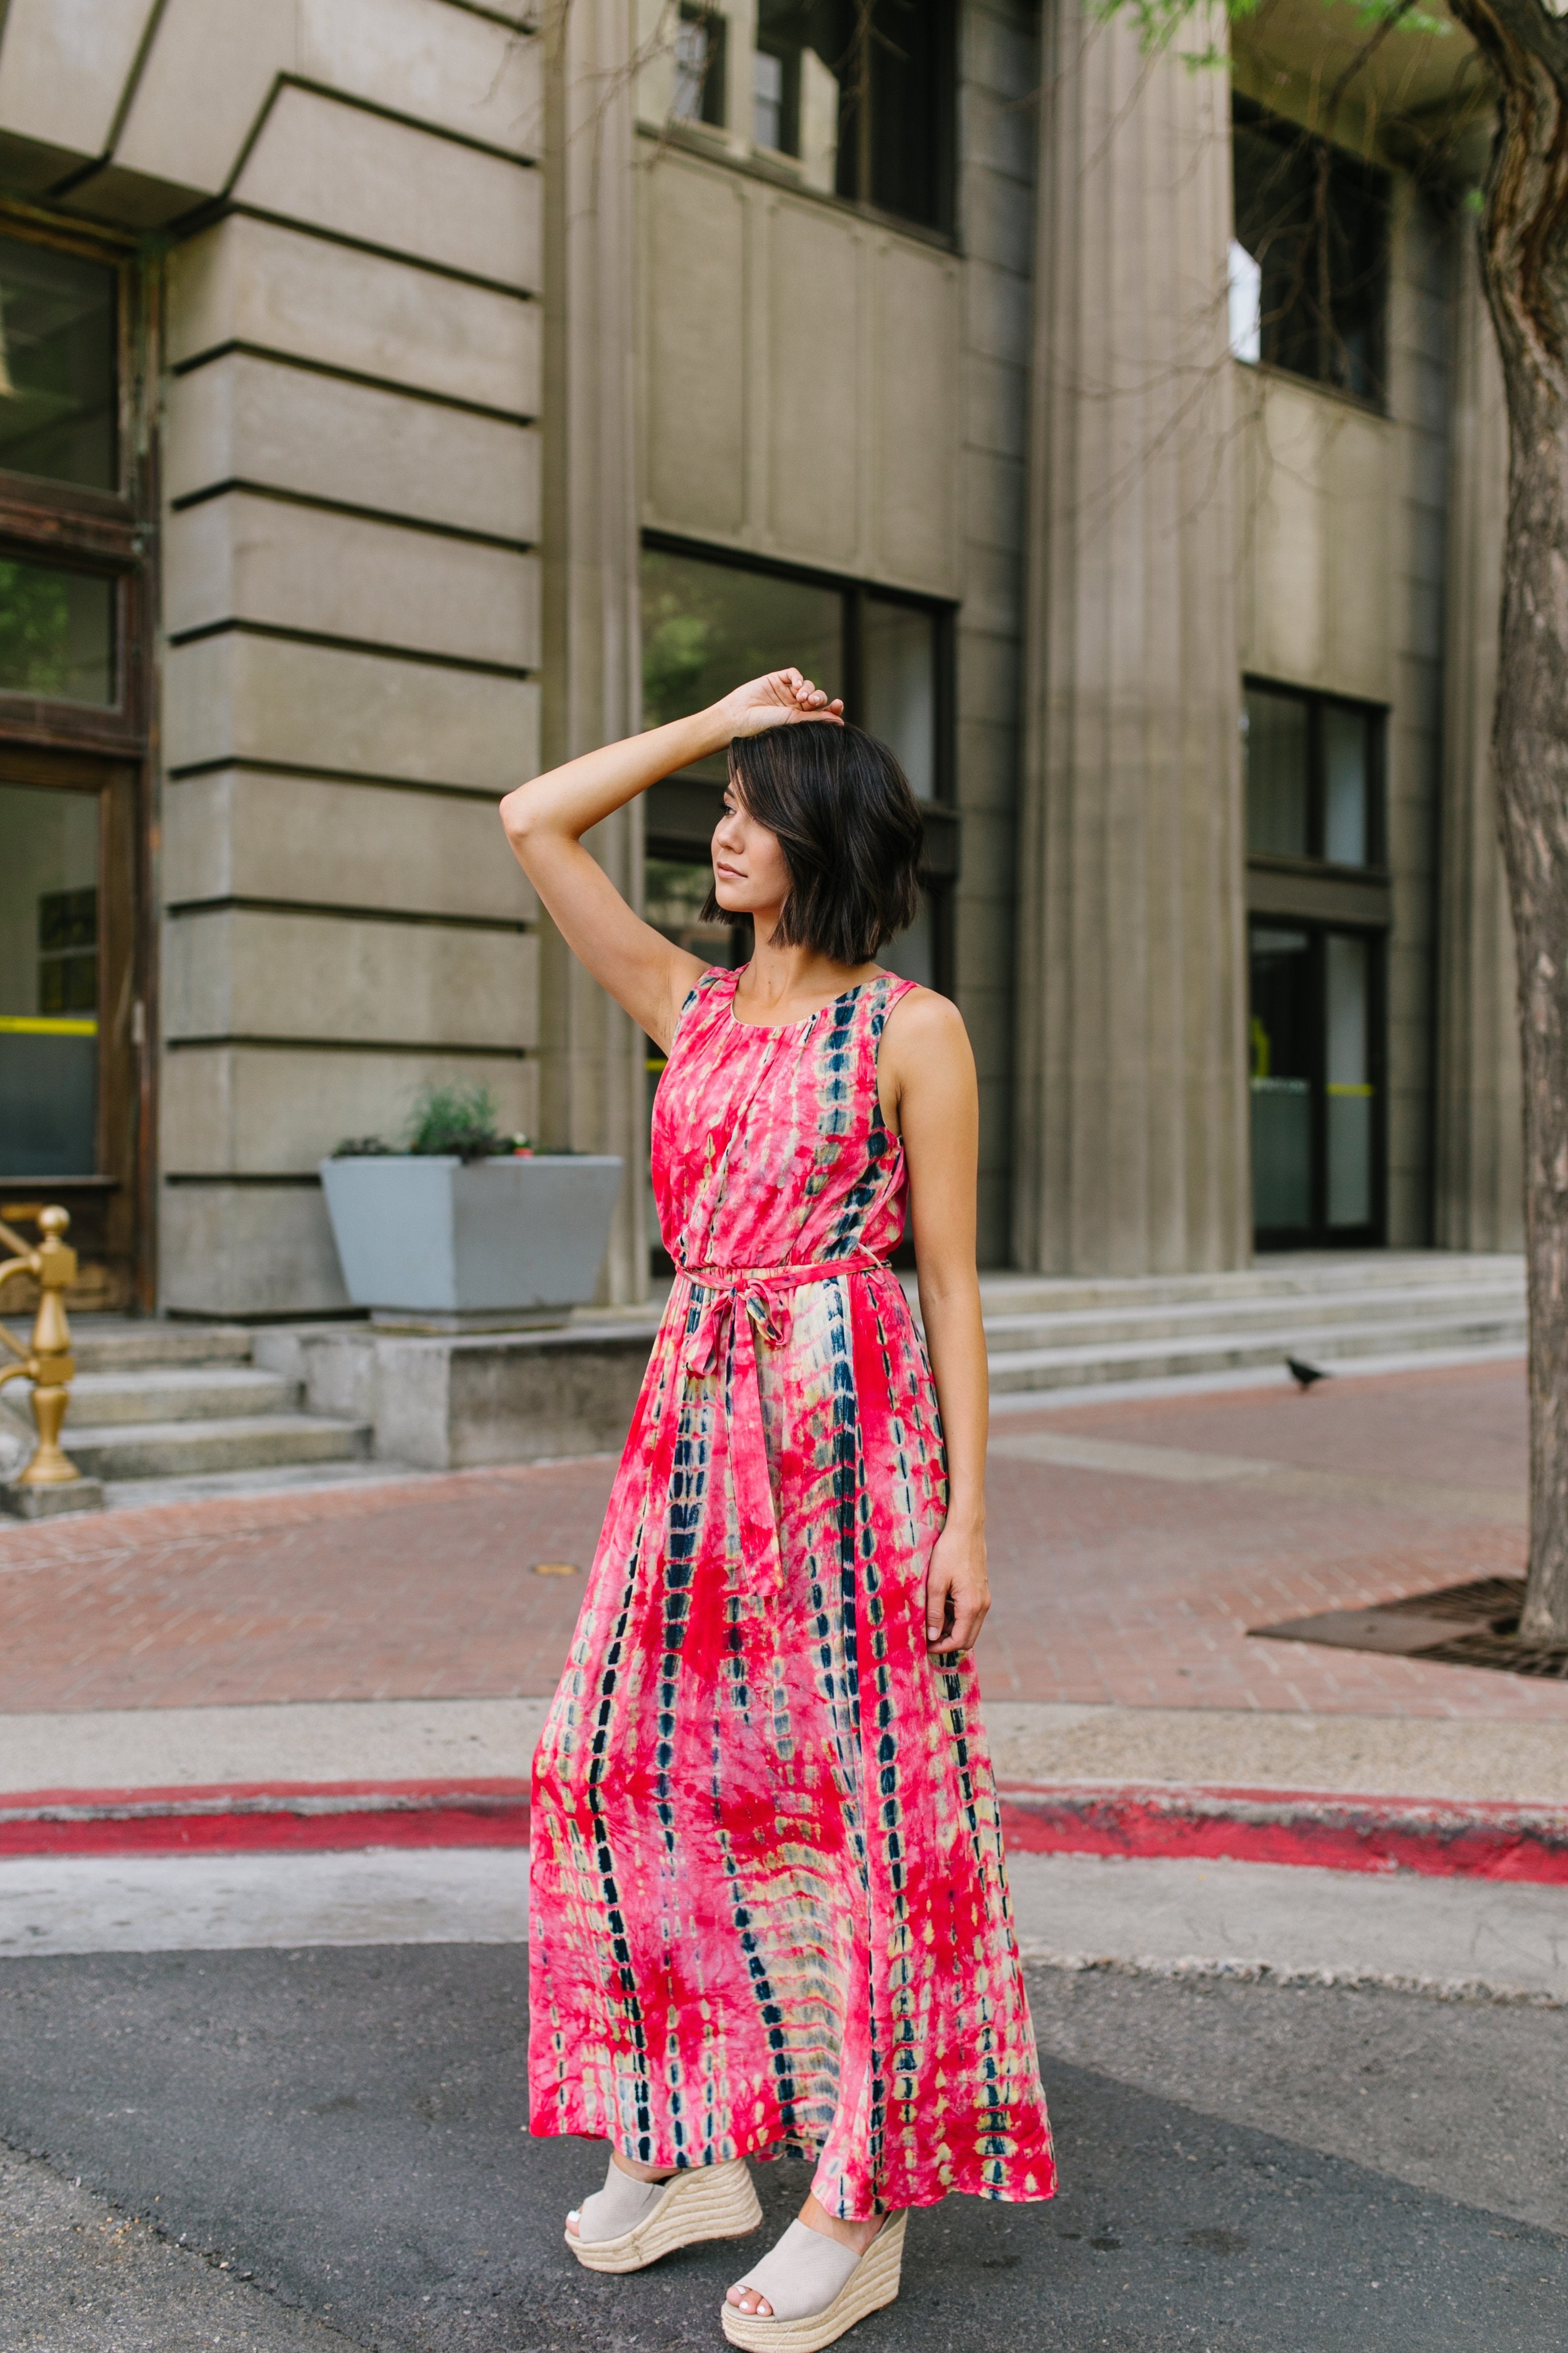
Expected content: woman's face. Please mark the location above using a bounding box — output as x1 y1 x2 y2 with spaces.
711 777 790 917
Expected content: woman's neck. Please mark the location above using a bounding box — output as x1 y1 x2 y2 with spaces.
735 929 879 1020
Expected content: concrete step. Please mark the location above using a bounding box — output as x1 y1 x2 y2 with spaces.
983 1279 1528 1356
989 1306 1529 1393
63 1413 373 1484
975 1253 1524 1320
69 1321 254 1375
67 1365 300 1428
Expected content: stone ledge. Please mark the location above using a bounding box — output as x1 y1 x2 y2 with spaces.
2 1478 107 1520
254 1322 654 1469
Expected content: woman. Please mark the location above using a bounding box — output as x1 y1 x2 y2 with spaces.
502 667 1054 2351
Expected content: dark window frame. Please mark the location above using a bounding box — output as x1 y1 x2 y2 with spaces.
0 211 156 1307
1232 94 1392 411
736 0 956 238
674 3 728 129
639 532 958 913
1249 914 1387 1251
1243 674 1388 876
0 215 152 758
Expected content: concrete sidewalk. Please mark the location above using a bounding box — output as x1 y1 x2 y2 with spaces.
0 1360 1563 1997
3 1842 1565 2005
0 1361 1561 1720
7 1691 1568 1801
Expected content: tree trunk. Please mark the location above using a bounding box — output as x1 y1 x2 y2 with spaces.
1454 0 1568 1641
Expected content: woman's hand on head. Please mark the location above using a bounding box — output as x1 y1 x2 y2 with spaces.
715 668 845 739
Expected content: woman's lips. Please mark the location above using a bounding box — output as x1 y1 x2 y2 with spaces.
715 862 743 879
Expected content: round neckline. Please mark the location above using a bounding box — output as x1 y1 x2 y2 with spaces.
726 973 881 1033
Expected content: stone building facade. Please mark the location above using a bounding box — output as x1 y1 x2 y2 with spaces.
0 0 1519 1322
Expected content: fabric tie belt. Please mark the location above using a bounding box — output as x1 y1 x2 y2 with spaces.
670 1254 891 1606
678 1253 887 1378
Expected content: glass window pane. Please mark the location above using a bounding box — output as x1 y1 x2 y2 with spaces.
755 0 950 230
862 597 936 799
866 0 948 229
0 234 116 490
753 46 786 150
641 547 842 783
673 5 725 126
1245 685 1309 857
1232 98 1388 403
0 782 98 1175
1227 238 1261 364
0 558 114 703
1250 926 1311 1231
1326 931 1372 1228
1323 703 1369 866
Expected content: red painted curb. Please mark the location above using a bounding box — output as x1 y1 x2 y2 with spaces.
1 1777 1564 1881
0 1779 532 1859
996 1783 1568 1885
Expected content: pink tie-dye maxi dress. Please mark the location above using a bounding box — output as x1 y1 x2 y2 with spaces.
529 967 1055 2222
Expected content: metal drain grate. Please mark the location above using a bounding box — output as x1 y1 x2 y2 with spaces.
1251 1576 1568 1680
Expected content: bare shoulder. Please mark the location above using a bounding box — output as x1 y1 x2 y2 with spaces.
880 983 972 1060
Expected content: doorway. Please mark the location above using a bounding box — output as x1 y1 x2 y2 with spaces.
1250 920 1382 1247
0 752 141 1306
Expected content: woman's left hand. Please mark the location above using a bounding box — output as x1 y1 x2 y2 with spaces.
924 1519 990 1655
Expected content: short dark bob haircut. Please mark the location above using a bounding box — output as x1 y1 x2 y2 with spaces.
703 722 924 966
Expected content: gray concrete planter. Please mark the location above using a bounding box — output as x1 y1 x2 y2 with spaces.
319 1154 623 1322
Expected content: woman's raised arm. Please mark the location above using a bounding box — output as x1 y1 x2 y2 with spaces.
500 669 842 1052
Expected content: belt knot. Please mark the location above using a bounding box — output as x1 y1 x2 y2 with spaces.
678 1255 882 1378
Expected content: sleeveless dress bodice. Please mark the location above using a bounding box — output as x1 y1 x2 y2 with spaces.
528 966 1055 2221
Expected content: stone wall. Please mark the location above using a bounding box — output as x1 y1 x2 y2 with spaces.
956 0 1039 1264
1014 1 1249 1277
0 0 545 1327
0 0 545 1318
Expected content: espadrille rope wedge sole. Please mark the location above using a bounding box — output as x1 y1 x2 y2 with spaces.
721 2208 907 2351
565 2155 762 2275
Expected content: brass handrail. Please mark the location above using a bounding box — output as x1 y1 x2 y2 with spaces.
0 1204 84 1488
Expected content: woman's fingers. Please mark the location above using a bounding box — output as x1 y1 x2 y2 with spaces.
927 1579 990 1654
782 675 845 726
949 1594 989 1652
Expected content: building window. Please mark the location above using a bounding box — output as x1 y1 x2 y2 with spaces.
0 223 149 1304
1244 678 1387 1245
673 5 726 128
0 555 115 703
0 232 117 490
1244 681 1381 870
1231 96 1390 404
1249 922 1381 1244
751 1 955 232
640 538 951 974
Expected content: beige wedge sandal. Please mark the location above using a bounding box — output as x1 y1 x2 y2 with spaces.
565 2152 762 2275
721 2208 907 2351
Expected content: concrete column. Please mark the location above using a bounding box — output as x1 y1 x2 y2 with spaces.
1013 2 1249 1275
537 0 648 1305
1434 223 1523 1251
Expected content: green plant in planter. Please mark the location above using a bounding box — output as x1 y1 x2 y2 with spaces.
332 1085 533 1164
407 1083 509 1163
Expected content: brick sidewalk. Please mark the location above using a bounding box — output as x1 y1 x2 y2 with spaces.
0 1361 1561 1723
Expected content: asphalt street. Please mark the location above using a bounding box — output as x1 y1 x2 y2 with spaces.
0 1947 1563 2352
